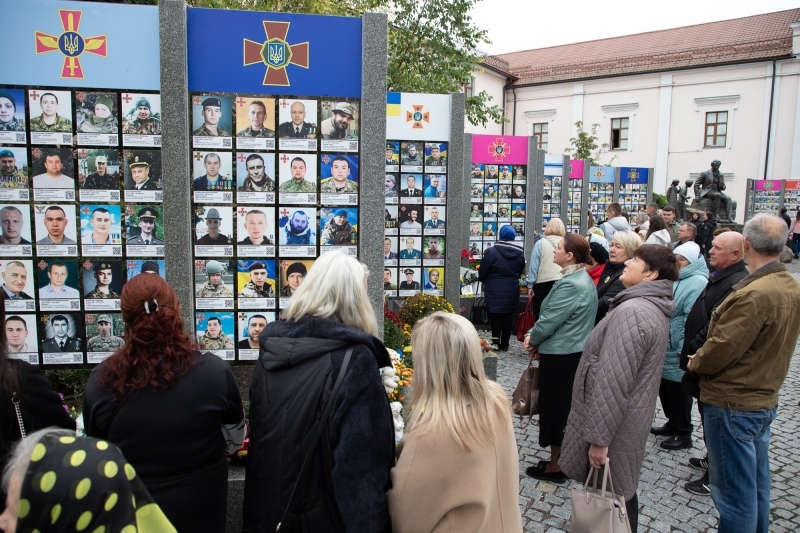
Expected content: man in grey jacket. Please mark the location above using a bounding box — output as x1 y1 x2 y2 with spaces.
599 202 630 240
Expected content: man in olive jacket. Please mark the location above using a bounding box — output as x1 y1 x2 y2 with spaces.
688 214 800 533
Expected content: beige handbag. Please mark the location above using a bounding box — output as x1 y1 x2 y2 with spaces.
570 460 632 533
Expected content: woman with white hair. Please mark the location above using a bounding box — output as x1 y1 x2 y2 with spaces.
243 251 395 533
526 218 565 318
388 313 522 532
596 230 641 324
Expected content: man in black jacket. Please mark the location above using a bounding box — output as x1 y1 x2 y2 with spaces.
677 231 747 496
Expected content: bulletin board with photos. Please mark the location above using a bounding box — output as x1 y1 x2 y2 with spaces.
782 180 800 217
588 165 615 222
566 159 585 234
0 84 165 367
189 93 361 361
618 167 651 225
750 180 782 217
541 155 563 231
384 140 447 300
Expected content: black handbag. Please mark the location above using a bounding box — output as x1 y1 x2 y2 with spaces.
470 297 489 326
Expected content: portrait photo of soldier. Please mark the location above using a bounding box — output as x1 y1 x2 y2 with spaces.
471 184 483 199
236 98 275 138
513 166 527 181
196 313 235 351
278 208 316 246
470 203 483 219
0 205 31 246
484 184 498 200
126 205 164 245
483 222 497 237
498 204 511 219
192 96 232 137
237 260 276 299
499 184 511 199
195 259 233 298
423 268 443 291
238 312 272 350
398 206 421 230
385 142 399 166
80 205 122 245
36 260 81 300
499 166 512 181
513 204 525 218
195 207 233 246
400 175 422 197
278 155 317 193
424 143 447 167
399 237 421 260
469 222 483 238
124 151 162 191
122 94 162 136
385 174 397 198
399 268 421 291
80 150 120 190
0 90 25 132
471 164 484 180
76 93 118 134
320 155 358 194
0 149 28 189
82 261 123 300
513 223 525 238
400 142 423 167
280 260 312 297
384 237 398 261
28 90 72 132
484 203 496 218
34 204 77 246
86 314 125 353
0 260 33 302
513 184 526 201
238 207 274 246
193 151 233 191
485 165 498 181
237 153 275 192
5 315 36 356
422 237 445 260
320 101 358 139
41 313 82 353
423 206 446 229
320 208 358 246
385 206 398 229
126 260 165 281
383 268 397 291
423 175 446 199
32 148 74 189
278 99 317 138
469 241 481 257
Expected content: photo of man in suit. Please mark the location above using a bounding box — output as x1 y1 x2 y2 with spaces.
41 314 81 352
278 101 316 138
401 176 421 197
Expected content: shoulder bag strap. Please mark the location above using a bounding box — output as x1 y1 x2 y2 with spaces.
277 346 354 532
11 392 26 439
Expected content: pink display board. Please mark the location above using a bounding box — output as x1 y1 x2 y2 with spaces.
568 159 585 179
754 180 781 191
471 135 529 165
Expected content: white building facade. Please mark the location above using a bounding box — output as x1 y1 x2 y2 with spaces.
468 9 800 222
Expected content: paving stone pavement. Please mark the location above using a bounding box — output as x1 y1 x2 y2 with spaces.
495 259 800 532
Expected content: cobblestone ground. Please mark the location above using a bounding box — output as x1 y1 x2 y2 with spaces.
498 260 800 532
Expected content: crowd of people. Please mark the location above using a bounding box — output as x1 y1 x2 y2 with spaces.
1 206 799 532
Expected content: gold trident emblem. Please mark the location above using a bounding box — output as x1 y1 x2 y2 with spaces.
269 44 283 64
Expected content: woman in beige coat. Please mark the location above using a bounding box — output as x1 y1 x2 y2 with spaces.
388 313 523 533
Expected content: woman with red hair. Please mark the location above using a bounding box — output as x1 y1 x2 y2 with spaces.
83 273 245 533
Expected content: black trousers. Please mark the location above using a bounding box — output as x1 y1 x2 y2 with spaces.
626 493 638 533
658 378 693 436
489 312 513 350
538 352 582 448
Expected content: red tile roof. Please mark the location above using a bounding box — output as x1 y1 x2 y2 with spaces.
495 8 800 86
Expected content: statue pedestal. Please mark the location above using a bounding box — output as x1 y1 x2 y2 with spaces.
690 196 738 223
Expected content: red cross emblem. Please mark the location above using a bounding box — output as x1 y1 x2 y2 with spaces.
34 9 107 79
628 169 639 182
280 261 287 269
194 153 203 161
237 207 248 217
236 97 247 107
321 155 331 165
280 154 289 164
244 22 310 86
30 91 40 101
280 100 289 108
406 105 430 129
31 148 42 159
80 205 91 215
127 261 137 270
122 93 132 104
82 260 94 270
488 138 511 162
237 153 247 162
38 260 49 270
194 260 205 270
197 313 206 323
193 96 202 105
85 314 96 324
280 208 289 217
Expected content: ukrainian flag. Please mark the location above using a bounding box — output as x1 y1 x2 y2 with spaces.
386 92 401 116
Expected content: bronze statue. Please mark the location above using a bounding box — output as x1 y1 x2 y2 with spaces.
677 180 692 221
694 160 733 221
667 179 680 208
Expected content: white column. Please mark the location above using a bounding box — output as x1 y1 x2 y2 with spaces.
572 83 584 138
654 73 673 194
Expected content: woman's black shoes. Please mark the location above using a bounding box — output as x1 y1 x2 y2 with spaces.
525 464 567 484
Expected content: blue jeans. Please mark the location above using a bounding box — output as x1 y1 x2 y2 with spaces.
792 233 800 256
702 402 777 533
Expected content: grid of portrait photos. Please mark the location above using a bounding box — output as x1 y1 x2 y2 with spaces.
782 182 800 217
0 85 165 366
188 94 360 361
566 175 583 234
385 140 448 299
753 182 781 216
467 162 526 261
588 166 615 222
619 169 650 225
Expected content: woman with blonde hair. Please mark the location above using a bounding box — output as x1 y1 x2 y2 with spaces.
526 217 565 318
388 313 522 533
243 251 395 533
596 229 641 324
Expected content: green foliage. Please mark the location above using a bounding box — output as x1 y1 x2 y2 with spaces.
652 193 668 209
564 121 617 166
383 317 407 351
45 369 93 410
398 293 455 328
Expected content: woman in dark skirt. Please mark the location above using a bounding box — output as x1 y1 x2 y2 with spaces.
523 234 598 483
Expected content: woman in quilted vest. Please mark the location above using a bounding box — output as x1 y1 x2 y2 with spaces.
523 234 597 484
526 218 565 318
560 244 678 533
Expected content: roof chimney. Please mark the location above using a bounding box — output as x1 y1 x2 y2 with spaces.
792 20 800 56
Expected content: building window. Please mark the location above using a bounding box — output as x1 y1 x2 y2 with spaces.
532 123 548 151
462 77 474 99
705 111 727 147
610 118 629 150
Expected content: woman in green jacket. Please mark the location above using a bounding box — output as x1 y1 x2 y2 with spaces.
523 233 598 483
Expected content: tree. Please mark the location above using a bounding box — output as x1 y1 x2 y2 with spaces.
564 121 617 166
105 0 504 127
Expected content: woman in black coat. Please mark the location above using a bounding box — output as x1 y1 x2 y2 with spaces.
0 305 75 502
478 225 526 351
